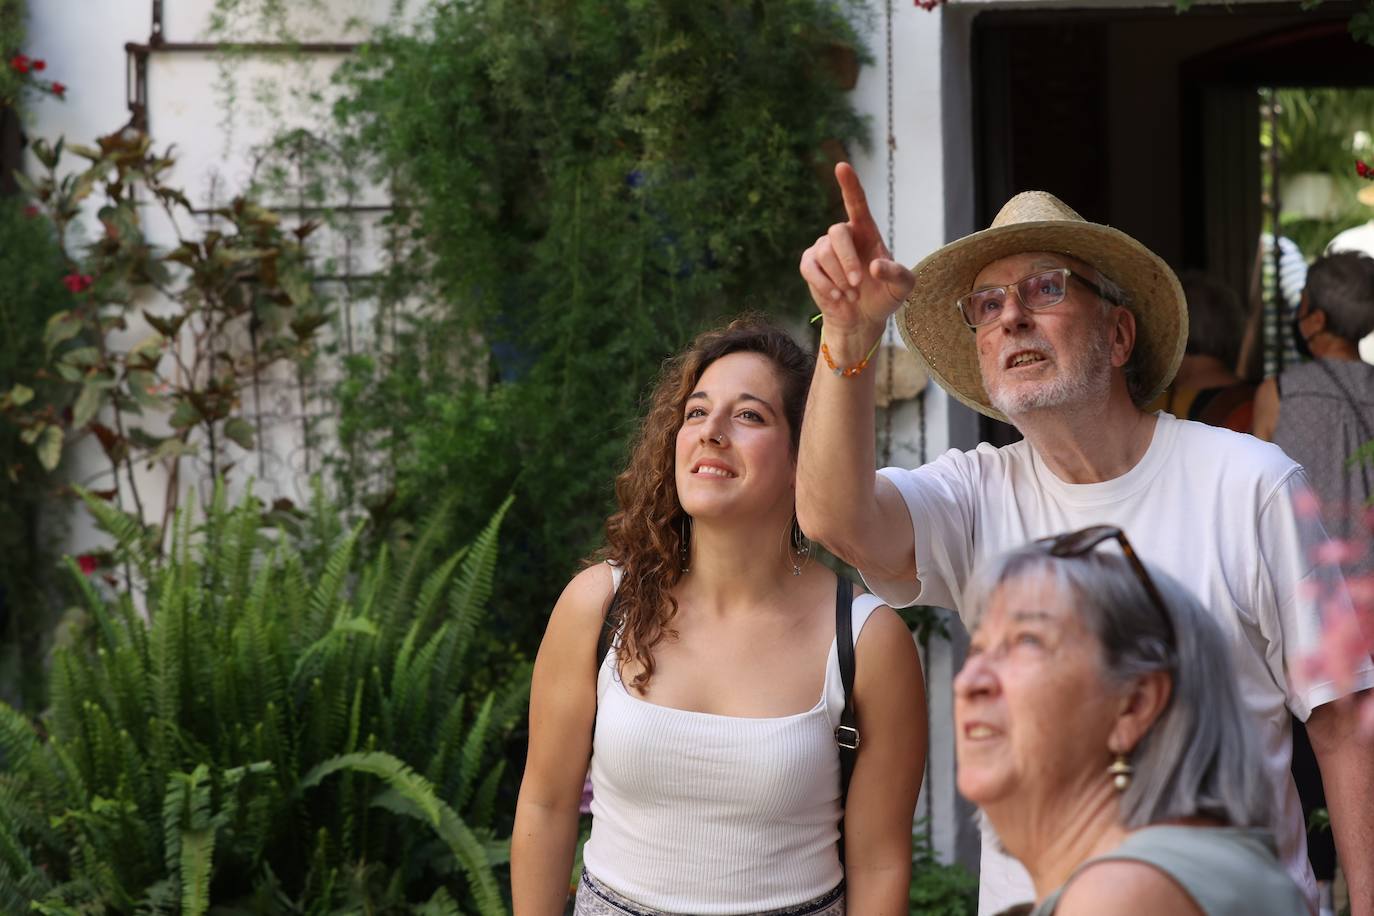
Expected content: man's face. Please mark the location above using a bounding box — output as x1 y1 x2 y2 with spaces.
971 252 1117 418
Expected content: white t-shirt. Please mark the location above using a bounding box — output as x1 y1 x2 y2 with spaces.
863 412 1374 916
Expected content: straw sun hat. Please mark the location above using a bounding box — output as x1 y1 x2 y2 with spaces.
898 191 1188 424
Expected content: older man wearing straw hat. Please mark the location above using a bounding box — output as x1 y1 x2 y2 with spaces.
796 164 1374 916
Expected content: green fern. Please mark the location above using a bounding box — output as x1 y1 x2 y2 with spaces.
0 488 523 914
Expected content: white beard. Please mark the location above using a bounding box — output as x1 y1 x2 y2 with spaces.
986 329 1113 418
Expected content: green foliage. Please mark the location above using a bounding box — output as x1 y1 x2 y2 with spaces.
0 484 526 914
0 0 24 105
0 194 72 707
330 0 869 650
3 129 329 543
1270 88 1374 259
909 826 978 916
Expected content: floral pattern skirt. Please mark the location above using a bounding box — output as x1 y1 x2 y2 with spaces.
573 871 845 916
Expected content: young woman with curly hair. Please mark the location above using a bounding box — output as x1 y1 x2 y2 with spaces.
513 317 927 915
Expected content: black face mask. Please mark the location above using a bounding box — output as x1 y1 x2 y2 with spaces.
1291 314 1314 361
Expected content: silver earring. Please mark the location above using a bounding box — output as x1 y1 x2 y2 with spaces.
790 517 810 576
679 515 691 573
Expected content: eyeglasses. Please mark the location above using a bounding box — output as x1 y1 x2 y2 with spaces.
956 267 1120 330
1034 525 1175 647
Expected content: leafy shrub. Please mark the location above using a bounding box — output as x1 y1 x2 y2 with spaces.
909 825 978 916
329 0 869 652
0 485 528 914
6 131 329 533
0 194 72 708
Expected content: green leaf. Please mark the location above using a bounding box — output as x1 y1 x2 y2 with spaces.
10 170 39 196
44 311 84 354
4 384 33 407
55 362 85 383
281 270 313 306
31 138 59 170
150 437 197 464
169 399 201 430
297 751 441 827
36 425 64 471
60 346 101 369
72 383 105 428
223 417 255 450
67 142 103 160
179 827 214 916
142 311 187 338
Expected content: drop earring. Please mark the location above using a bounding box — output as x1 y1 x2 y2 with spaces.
1108 752 1133 792
679 515 692 573
789 516 810 576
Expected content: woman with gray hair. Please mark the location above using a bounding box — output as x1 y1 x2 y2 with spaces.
956 526 1306 915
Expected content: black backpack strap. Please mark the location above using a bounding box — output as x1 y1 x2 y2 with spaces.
835 575 858 863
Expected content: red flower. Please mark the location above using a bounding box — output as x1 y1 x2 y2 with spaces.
9 54 29 74
22 204 39 219
31 59 45 72
76 554 98 576
50 81 66 99
1358 160 1373 179
62 273 93 294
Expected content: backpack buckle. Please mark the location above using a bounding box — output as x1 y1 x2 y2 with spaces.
835 725 860 750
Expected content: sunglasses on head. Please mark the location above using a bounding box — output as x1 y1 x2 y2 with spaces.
1033 525 1175 647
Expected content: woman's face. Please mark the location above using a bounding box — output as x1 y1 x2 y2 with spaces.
674 351 796 523
953 573 1122 809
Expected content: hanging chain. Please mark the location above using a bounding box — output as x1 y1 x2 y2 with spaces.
876 0 925 466
880 0 897 468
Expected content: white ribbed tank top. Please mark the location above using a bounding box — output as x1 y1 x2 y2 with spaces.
582 569 882 914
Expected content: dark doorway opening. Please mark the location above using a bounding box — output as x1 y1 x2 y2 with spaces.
969 3 1374 446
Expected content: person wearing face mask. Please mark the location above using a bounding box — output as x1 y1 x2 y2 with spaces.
1254 250 1374 579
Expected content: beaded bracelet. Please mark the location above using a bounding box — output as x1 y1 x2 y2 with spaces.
818 328 882 378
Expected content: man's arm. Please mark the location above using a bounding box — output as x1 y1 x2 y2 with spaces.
1306 693 1374 916
796 163 917 578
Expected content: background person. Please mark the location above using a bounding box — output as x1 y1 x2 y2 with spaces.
796 162 1374 915
1255 251 1374 577
957 529 1306 916
1148 271 1256 432
511 318 926 915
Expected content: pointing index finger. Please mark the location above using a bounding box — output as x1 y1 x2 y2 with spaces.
836 162 875 230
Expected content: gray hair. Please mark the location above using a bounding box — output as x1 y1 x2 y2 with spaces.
1306 251 1374 344
1065 257 1148 405
962 545 1272 830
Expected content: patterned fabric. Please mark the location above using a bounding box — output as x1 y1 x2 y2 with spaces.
574 871 844 916
1274 358 1374 579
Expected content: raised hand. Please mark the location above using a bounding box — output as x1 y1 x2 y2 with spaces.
799 163 915 344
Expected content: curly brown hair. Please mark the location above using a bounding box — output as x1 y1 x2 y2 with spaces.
600 315 815 692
